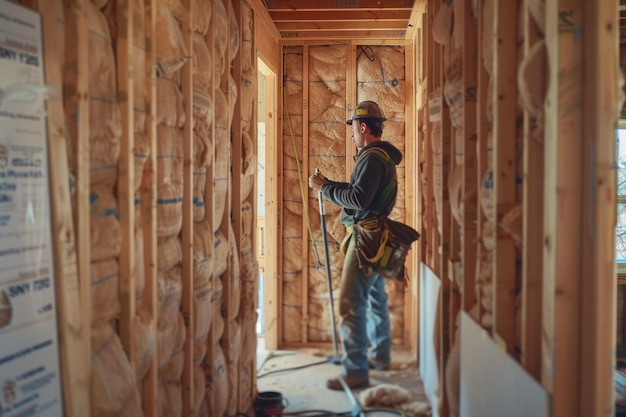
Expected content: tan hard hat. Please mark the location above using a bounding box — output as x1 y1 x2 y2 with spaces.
346 101 387 125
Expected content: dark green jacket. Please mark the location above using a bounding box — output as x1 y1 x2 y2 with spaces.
320 140 402 226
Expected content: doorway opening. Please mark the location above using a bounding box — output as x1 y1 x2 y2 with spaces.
256 58 277 350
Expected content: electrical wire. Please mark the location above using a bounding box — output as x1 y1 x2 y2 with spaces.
282 51 322 266
240 409 403 417
283 406 405 417
257 358 329 378
256 361 407 417
285 410 351 417
258 365 407 417
357 46 375 61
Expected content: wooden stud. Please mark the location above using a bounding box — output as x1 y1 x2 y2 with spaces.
260 57 279 350
580 0 619 415
219 0 234 407
141 0 158 414
302 44 310 343
461 0 478 314
543 0 584 413
39 1 90 415
275 43 288 348
180 0 195 413
520 0 543 381
415 12 427 304
404 0 425 42
241 1 259 409
61 0 92 412
438 40 451 417
346 44 356 177
117 0 137 369
203 4 217 413
492 0 518 352
248 0 281 67
425 1 451 415
475 0 490 325
231 0 244 278
421 8 433 269
404 36 418 353
230 0 244 409
426 0 437 274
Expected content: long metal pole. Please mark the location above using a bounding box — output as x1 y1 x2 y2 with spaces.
316 176 341 364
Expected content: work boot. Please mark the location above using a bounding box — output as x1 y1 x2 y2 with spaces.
368 358 391 371
326 375 369 391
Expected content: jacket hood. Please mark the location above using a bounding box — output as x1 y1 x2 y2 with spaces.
360 141 403 165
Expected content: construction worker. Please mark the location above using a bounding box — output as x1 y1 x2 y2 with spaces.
308 100 402 390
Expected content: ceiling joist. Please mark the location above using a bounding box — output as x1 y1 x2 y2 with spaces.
263 0 421 41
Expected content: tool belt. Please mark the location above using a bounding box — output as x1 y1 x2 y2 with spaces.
351 216 420 282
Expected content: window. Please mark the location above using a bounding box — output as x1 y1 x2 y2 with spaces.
617 121 626 272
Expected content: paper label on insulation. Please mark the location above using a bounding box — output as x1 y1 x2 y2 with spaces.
0 2 64 416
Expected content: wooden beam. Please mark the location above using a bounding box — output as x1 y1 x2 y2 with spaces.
415 12 426 275
475 0 489 325
491 0 518 352
280 29 407 40
426 1 451 415
419 11 429 268
61 0 92 413
542 0 584 414
248 0 281 68
274 44 288 347
520 0 543 381
259 58 279 351
269 9 412 21
264 0 413 10
404 37 418 353
219 0 234 407
231 0 245 411
242 1 259 409
276 20 409 31
180 0 195 413
117 0 137 370
438 43 451 417
39 1 90 415
141 0 158 414
302 44 310 343
203 5 217 413
346 44 356 182
404 1 423 41
580 0 618 415
280 38 411 46
460 0 477 314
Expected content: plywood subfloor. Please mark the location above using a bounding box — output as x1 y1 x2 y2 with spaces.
256 338 431 416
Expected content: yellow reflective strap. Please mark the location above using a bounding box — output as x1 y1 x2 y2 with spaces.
358 229 389 263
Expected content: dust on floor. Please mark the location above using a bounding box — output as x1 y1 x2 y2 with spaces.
256 341 430 416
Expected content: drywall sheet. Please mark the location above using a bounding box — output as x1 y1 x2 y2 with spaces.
459 312 547 417
419 263 440 417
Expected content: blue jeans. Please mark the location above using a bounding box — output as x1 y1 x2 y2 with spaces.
338 234 391 379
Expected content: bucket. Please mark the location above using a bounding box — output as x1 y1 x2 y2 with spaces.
253 391 289 417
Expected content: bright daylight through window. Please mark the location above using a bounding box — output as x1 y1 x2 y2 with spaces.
617 123 626 271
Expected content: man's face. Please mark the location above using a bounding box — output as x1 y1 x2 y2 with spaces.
351 121 366 149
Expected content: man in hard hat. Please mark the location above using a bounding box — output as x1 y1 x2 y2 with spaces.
308 100 403 390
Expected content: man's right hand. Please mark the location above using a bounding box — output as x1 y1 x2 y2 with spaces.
308 173 327 191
